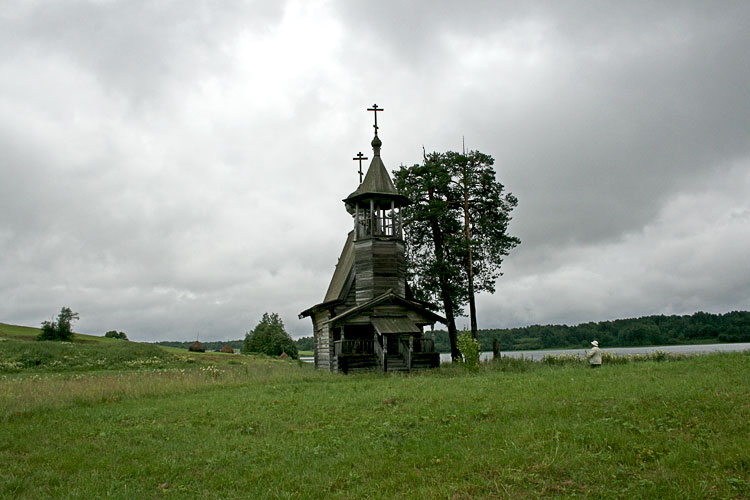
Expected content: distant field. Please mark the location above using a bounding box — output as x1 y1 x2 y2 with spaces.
1 325 748 499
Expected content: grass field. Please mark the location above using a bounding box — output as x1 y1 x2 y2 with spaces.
1 323 748 499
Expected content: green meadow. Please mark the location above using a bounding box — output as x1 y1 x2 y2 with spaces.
1 323 748 499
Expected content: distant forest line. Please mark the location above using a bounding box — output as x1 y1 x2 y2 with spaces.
294 310 750 354
153 311 750 353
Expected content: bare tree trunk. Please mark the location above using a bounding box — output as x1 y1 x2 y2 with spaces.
428 187 461 360
461 166 478 339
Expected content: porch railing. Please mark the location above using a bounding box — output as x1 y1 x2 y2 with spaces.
334 336 434 372
412 338 435 353
334 339 375 357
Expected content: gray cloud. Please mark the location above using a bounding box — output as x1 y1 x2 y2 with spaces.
2 1 285 103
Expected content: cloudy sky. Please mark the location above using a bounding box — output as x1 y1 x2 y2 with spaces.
2 1 749 341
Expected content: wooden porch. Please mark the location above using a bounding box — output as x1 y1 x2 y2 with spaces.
333 336 440 374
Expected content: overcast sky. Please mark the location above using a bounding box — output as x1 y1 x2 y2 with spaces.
2 1 749 341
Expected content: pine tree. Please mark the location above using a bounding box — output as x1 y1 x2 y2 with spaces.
394 150 519 350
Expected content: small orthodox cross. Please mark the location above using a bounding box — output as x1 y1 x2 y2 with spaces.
367 104 384 135
353 151 368 183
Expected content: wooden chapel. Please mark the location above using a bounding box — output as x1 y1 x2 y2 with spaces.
299 105 444 373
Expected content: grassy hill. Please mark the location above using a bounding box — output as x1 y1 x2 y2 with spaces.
0 322 251 373
0 321 111 343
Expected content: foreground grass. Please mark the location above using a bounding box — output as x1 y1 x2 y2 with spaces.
1 353 749 499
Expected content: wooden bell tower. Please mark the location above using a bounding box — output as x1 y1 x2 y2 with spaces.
299 104 444 373
344 125 410 303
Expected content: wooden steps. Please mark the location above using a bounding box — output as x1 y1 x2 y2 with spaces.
386 355 408 372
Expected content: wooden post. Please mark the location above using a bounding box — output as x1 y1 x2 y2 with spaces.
408 335 413 372
370 199 375 236
391 200 397 236
383 337 388 372
354 203 359 241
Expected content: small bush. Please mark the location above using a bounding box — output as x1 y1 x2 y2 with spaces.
457 329 480 370
105 330 129 340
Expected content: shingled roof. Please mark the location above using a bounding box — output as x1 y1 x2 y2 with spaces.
344 136 410 208
327 288 445 326
298 231 354 318
324 230 354 303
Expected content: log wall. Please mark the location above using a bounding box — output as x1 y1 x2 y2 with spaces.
354 238 406 302
313 311 332 371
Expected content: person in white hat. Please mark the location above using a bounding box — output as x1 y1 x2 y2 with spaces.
586 340 602 367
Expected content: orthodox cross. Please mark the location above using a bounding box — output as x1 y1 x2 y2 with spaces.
353 151 368 183
367 104 384 135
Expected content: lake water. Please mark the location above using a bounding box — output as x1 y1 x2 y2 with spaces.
300 342 750 364
440 342 750 364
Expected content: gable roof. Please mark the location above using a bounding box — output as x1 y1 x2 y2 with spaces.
328 289 445 326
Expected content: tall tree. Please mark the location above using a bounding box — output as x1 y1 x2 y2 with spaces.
394 150 519 347
445 150 520 338
394 154 463 360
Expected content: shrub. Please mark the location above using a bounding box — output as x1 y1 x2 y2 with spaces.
37 307 79 342
457 329 480 370
105 330 129 340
